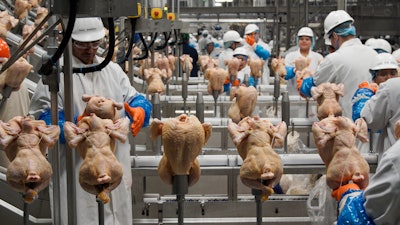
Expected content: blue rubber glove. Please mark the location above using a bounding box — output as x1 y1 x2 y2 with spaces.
254 45 270 60
126 94 152 128
223 82 230 92
38 109 66 144
284 66 295 80
248 76 259 87
299 77 315 98
351 87 375 121
336 189 376 225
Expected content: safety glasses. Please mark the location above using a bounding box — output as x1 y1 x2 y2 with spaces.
73 40 102 50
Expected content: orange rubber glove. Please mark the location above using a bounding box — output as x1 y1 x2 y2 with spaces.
232 79 240 87
358 81 378 94
332 183 360 201
124 102 145 137
245 35 255 46
224 78 230 85
77 110 88 122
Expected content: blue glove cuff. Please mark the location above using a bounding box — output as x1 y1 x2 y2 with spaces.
38 109 66 144
284 66 295 80
223 83 230 92
337 190 376 225
248 76 259 87
351 88 375 121
127 94 152 127
254 45 270 60
299 77 315 98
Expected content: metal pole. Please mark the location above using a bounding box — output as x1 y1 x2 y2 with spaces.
64 37 77 225
281 91 290 153
273 73 280 117
23 201 29 225
97 198 104 225
196 92 204 123
152 93 162 155
182 72 188 113
251 188 263 225
172 175 188 225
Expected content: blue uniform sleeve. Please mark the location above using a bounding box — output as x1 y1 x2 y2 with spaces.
127 94 152 127
337 190 376 225
284 66 295 80
299 77 315 98
38 109 66 144
254 45 270 60
351 88 375 121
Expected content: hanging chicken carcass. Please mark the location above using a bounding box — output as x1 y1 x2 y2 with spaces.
150 114 212 186
0 116 60 203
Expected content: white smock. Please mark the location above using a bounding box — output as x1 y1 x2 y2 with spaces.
29 55 136 225
363 139 400 225
243 39 272 85
237 65 251 83
361 77 400 153
284 49 323 95
218 48 234 69
312 38 377 118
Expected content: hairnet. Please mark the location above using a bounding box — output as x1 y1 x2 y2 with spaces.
331 22 356 37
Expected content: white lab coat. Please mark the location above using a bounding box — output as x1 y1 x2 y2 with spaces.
363 139 400 225
243 39 271 85
29 55 136 225
284 49 323 95
313 38 377 118
237 65 251 83
218 48 234 69
361 77 400 153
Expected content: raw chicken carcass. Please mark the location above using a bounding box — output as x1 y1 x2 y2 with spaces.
228 86 258 124
312 116 369 190
225 57 240 79
293 56 313 80
0 116 60 203
180 54 193 75
63 114 130 203
14 0 32 20
150 114 212 186
0 57 33 93
0 11 19 39
311 82 344 120
80 94 123 121
21 24 43 57
154 53 172 82
271 58 286 83
204 67 229 95
248 58 265 80
34 6 48 27
228 116 287 197
144 67 166 95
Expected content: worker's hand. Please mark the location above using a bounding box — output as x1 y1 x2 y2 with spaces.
245 35 255 46
358 81 378 94
77 110 88 122
232 79 240 87
351 83 376 121
124 102 145 137
298 77 315 98
332 183 360 201
223 78 231 92
284 66 295 80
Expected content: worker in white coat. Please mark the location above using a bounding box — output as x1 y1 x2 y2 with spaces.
29 17 152 225
233 46 251 83
299 10 377 119
243 24 271 85
331 138 400 225
218 30 242 69
284 27 323 95
354 54 399 153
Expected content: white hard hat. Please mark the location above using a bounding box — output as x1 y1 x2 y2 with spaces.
297 27 313 37
202 30 209 35
223 30 242 43
244 24 259 35
324 10 354 38
374 39 392 53
72 17 105 42
370 53 398 71
365 38 376 48
392 48 400 60
233 47 248 57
